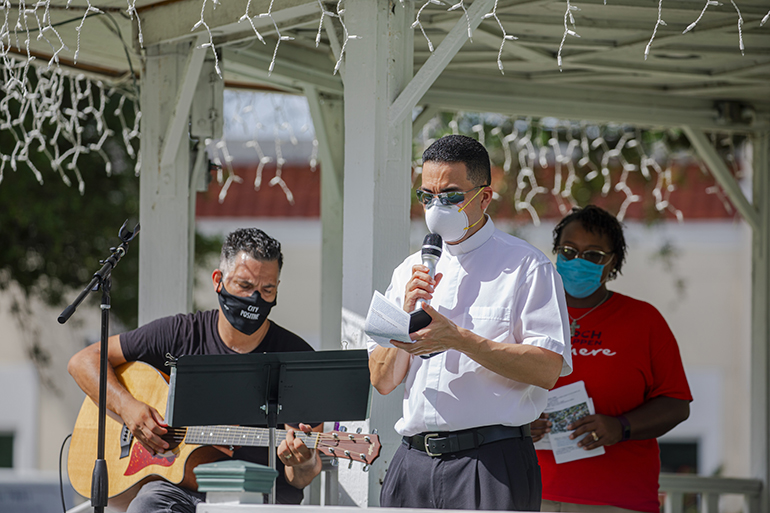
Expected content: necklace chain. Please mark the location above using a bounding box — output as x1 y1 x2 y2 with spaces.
569 290 611 337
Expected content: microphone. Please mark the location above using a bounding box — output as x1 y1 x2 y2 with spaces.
416 233 442 308
409 233 442 334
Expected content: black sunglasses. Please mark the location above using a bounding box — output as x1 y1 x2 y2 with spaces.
415 185 488 206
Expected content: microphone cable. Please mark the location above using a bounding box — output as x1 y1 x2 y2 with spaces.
59 433 72 513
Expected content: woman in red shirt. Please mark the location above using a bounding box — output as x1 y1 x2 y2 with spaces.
534 205 692 513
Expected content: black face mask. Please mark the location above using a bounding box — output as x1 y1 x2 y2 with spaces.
217 281 277 335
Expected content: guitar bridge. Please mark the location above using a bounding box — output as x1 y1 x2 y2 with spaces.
120 425 134 459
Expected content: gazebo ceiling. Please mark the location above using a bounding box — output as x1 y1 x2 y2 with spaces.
16 0 769 128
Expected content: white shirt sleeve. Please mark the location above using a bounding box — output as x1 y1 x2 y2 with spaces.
513 261 573 376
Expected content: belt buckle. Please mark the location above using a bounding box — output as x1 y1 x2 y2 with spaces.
423 433 442 457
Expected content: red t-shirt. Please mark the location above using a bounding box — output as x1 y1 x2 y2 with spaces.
537 292 692 513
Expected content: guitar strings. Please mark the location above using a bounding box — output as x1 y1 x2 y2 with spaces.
161 427 375 453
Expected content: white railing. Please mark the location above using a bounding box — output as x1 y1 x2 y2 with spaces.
659 473 763 513
66 472 766 513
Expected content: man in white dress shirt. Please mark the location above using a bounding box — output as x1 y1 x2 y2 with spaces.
368 135 573 510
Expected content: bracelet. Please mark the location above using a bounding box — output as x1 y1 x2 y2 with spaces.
617 415 631 441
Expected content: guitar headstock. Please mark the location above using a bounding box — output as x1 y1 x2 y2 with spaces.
316 431 381 467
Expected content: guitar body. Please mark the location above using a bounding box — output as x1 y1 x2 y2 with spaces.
68 362 225 511
68 361 382 511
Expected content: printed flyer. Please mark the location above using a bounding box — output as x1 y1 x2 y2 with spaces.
533 381 605 464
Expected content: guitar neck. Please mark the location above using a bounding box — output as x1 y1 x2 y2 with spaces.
178 426 316 449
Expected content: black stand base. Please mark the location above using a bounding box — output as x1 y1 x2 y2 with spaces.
90 459 108 510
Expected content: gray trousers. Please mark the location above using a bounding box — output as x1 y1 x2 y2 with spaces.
380 437 542 510
126 480 205 513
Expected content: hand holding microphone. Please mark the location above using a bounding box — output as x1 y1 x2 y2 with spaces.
408 234 443 359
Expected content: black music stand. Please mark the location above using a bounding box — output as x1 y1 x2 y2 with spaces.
164 350 371 504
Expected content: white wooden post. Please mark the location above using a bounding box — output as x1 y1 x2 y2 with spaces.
138 41 205 325
303 87 345 506
684 127 769 510
338 0 413 507
750 131 770 512
305 86 345 352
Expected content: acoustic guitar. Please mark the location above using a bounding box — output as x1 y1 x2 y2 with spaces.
67 361 381 511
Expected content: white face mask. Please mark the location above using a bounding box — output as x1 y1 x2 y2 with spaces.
424 201 470 243
424 187 486 243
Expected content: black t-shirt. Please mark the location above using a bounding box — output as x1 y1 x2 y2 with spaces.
120 309 314 504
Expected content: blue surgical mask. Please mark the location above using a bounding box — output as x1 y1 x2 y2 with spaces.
555 253 607 298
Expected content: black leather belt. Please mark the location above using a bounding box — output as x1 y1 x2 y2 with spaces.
403 424 531 457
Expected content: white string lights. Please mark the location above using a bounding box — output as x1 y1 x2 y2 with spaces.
679 0 748 57
417 113 737 225
261 0 294 76
0 0 763 97
645 0 667 60
0 65 139 190
413 0 445 53
448 1 473 39
482 0 517 73
730 0 745 56
207 90 318 205
557 0 580 69
0 0 762 193
193 0 221 76
73 0 103 64
239 0 266 45
314 0 359 75
683 0 721 34
408 0 758 72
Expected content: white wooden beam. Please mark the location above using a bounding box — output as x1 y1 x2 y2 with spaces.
412 104 441 134
138 0 318 47
749 131 770 512
561 0 770 15
682 126 759 231
223 44 342 95
567 17 766 64
389 0 495 128
160 33 207 172
434 22 554 64
420 79 768 132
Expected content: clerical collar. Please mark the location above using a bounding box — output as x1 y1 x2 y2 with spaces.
445 215 494 256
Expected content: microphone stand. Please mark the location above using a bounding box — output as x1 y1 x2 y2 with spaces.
58 220 140 513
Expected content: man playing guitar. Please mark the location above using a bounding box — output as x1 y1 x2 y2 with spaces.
68 228 323 512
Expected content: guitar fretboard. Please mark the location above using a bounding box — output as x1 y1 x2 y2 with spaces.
174 426 317 449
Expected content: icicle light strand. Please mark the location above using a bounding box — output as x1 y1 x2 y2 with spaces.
482 0 517 74
416 113 739 225
557 0 580 70
0 66 139 191
645 0 666 60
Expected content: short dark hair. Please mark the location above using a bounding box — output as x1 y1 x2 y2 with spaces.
422 135 491 187
552 205 627 280
220 228 283 275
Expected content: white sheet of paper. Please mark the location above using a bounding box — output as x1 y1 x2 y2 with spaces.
364 291 414 348
535 381 605 463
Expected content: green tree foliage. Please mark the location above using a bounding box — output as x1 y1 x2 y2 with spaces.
0 148 142 327
0 73 143 329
